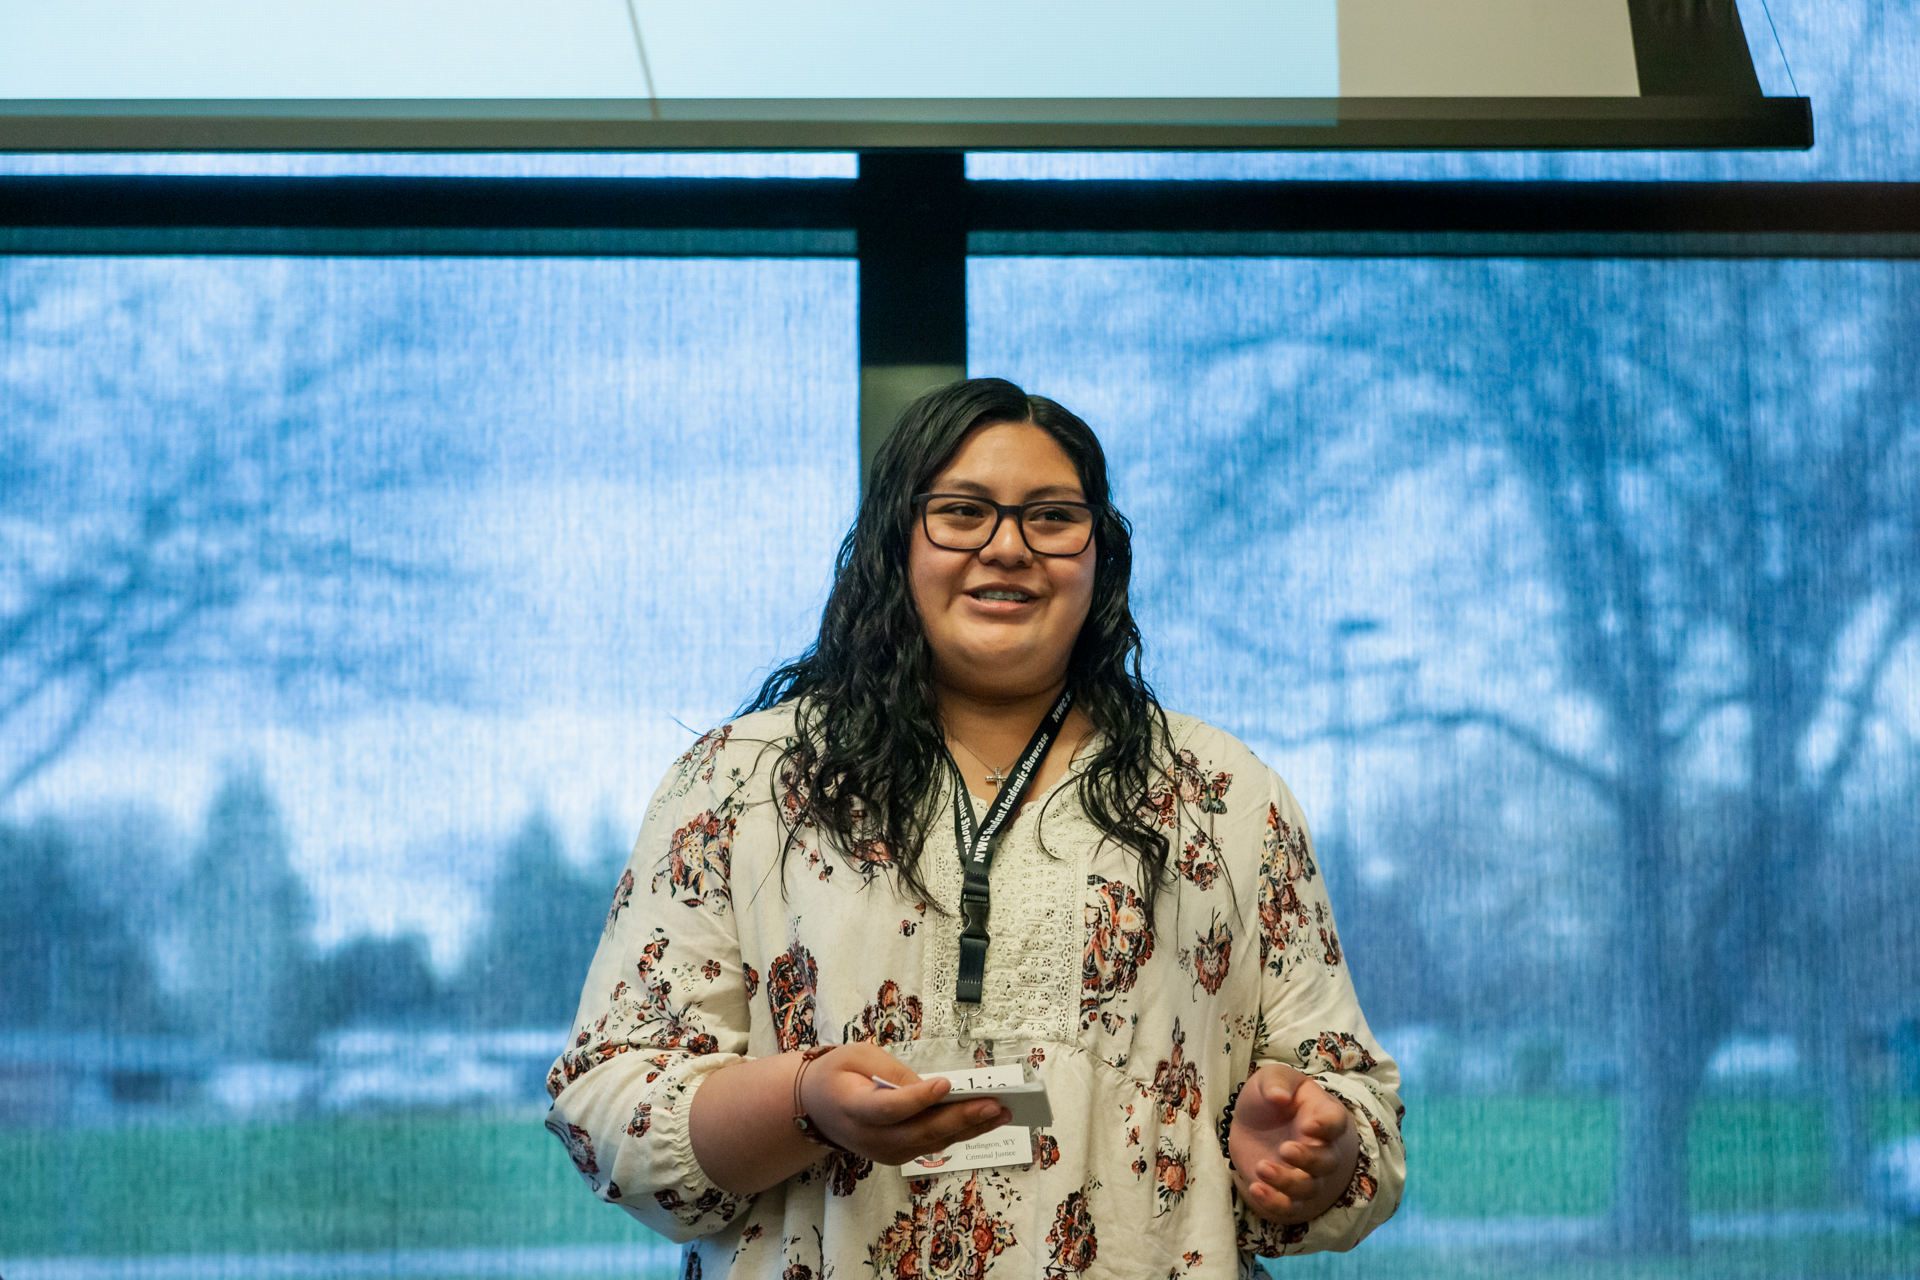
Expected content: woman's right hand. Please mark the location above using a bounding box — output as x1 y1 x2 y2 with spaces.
800 1043 1012 1165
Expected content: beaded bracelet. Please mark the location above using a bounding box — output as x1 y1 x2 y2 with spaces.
791 1045 848 1151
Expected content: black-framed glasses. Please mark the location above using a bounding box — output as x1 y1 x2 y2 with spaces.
912 492 1097 557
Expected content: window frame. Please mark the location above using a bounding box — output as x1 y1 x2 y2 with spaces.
4 159 1916 467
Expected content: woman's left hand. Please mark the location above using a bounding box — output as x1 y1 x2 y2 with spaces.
1227 1063 1359 1225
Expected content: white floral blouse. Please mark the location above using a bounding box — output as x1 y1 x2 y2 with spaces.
545 705 1405 1280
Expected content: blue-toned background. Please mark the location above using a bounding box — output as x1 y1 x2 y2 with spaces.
973 255 1920 1271
4 251 1915 1278
0 255 856 1274
3 1 1919 1275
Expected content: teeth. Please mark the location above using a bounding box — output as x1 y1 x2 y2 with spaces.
976 590 1030 602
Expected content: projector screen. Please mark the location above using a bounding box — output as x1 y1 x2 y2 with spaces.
0 0 1809 150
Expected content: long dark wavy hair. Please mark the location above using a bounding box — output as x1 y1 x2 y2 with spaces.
742 377 1177 915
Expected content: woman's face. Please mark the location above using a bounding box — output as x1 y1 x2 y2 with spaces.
908 420 1097 702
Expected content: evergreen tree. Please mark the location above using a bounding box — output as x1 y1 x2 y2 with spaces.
319 933 440 1027
179 767 320 1058
0 819 169 1034
463 810 606 1028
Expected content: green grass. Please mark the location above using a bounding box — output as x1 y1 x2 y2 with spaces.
1404 1095 1920 1219
1277 1230 1920 1280
0 1109 659 1258
1 1097 1916 1269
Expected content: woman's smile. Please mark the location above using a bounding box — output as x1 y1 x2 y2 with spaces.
963 581 1040 610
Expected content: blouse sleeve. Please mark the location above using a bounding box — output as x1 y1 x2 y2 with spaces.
1234 769 1407 1257
542 726 758 1244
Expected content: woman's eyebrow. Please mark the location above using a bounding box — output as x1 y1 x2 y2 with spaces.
937 479 1087 500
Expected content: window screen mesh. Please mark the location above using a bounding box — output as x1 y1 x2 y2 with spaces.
0 255 855 1276
970 254 1920 1277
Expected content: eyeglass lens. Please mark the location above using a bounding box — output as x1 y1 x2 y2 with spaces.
921 495 1093 555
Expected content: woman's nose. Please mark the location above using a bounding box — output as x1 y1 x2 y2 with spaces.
978 511 1032 565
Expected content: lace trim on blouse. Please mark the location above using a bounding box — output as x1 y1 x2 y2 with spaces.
922 773 1101 1046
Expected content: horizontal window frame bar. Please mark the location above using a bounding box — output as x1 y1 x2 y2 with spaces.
3 177 1915 258
968 230 1920 259
0 95 1812 153
0 227 856 256
966 180 1920 239
0 176 857 230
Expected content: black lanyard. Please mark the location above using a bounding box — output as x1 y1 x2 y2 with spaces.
950 688 1075 1006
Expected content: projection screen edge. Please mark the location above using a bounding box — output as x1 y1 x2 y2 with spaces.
0 98 1813 152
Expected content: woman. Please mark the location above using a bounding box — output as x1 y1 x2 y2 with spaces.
545 379 1404 1278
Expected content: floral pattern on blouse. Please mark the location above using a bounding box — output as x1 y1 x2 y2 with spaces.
545 706 1404 1277
768 940 820 1051
657 810 736 914
1043 1184 1100 1278
1081 875 1154 1037
869 1171 1019 1280
846 979 925 1047
1186 913 1233 997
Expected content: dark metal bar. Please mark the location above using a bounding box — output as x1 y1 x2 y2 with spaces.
5 177 1913 253
0 94 1811 152
10 176 1912 238
963 180 1920 247
966 230 1920 259
855 154 968 478
0 175 856 231
0 227 856 255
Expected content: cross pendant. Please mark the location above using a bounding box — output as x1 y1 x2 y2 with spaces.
985 766 1009 789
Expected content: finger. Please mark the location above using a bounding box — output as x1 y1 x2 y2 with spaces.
1243 1177 1300 1218
907 1100 1011 1150
936 1107 1014 1150
1255 1159 1320 1201
1265 1063 1308 1091
1298 1109 1344 1143
1274 1143 1336 1189
1297 1093 1350 1143
940 1099 1013 1136
1277 1139 1335 1176
1232 1162 1311 1220
860 1095 1009 1162
849 1075 955 1125
813 1046 925 1096
863 1059 923 1088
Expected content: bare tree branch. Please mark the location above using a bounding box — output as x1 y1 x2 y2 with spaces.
1666 692 1743 751
1274 704 1620 801
1812 588 1918 820
0 578 210 799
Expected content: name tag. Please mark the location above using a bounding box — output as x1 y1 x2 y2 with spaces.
900 1064 1034 1176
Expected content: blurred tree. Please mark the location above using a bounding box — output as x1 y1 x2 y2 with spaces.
0 818 168 1033
1366 740 1615 1044
1695 269 1919 1210
319 933 441 1027
1127 256 1919 1251
178 766 322 1058
461 809 609 1028
0 260 445 805
590 808 636 887
1335 879 1459 1032
1434 261 1920 1246
1840 755 1920 1064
